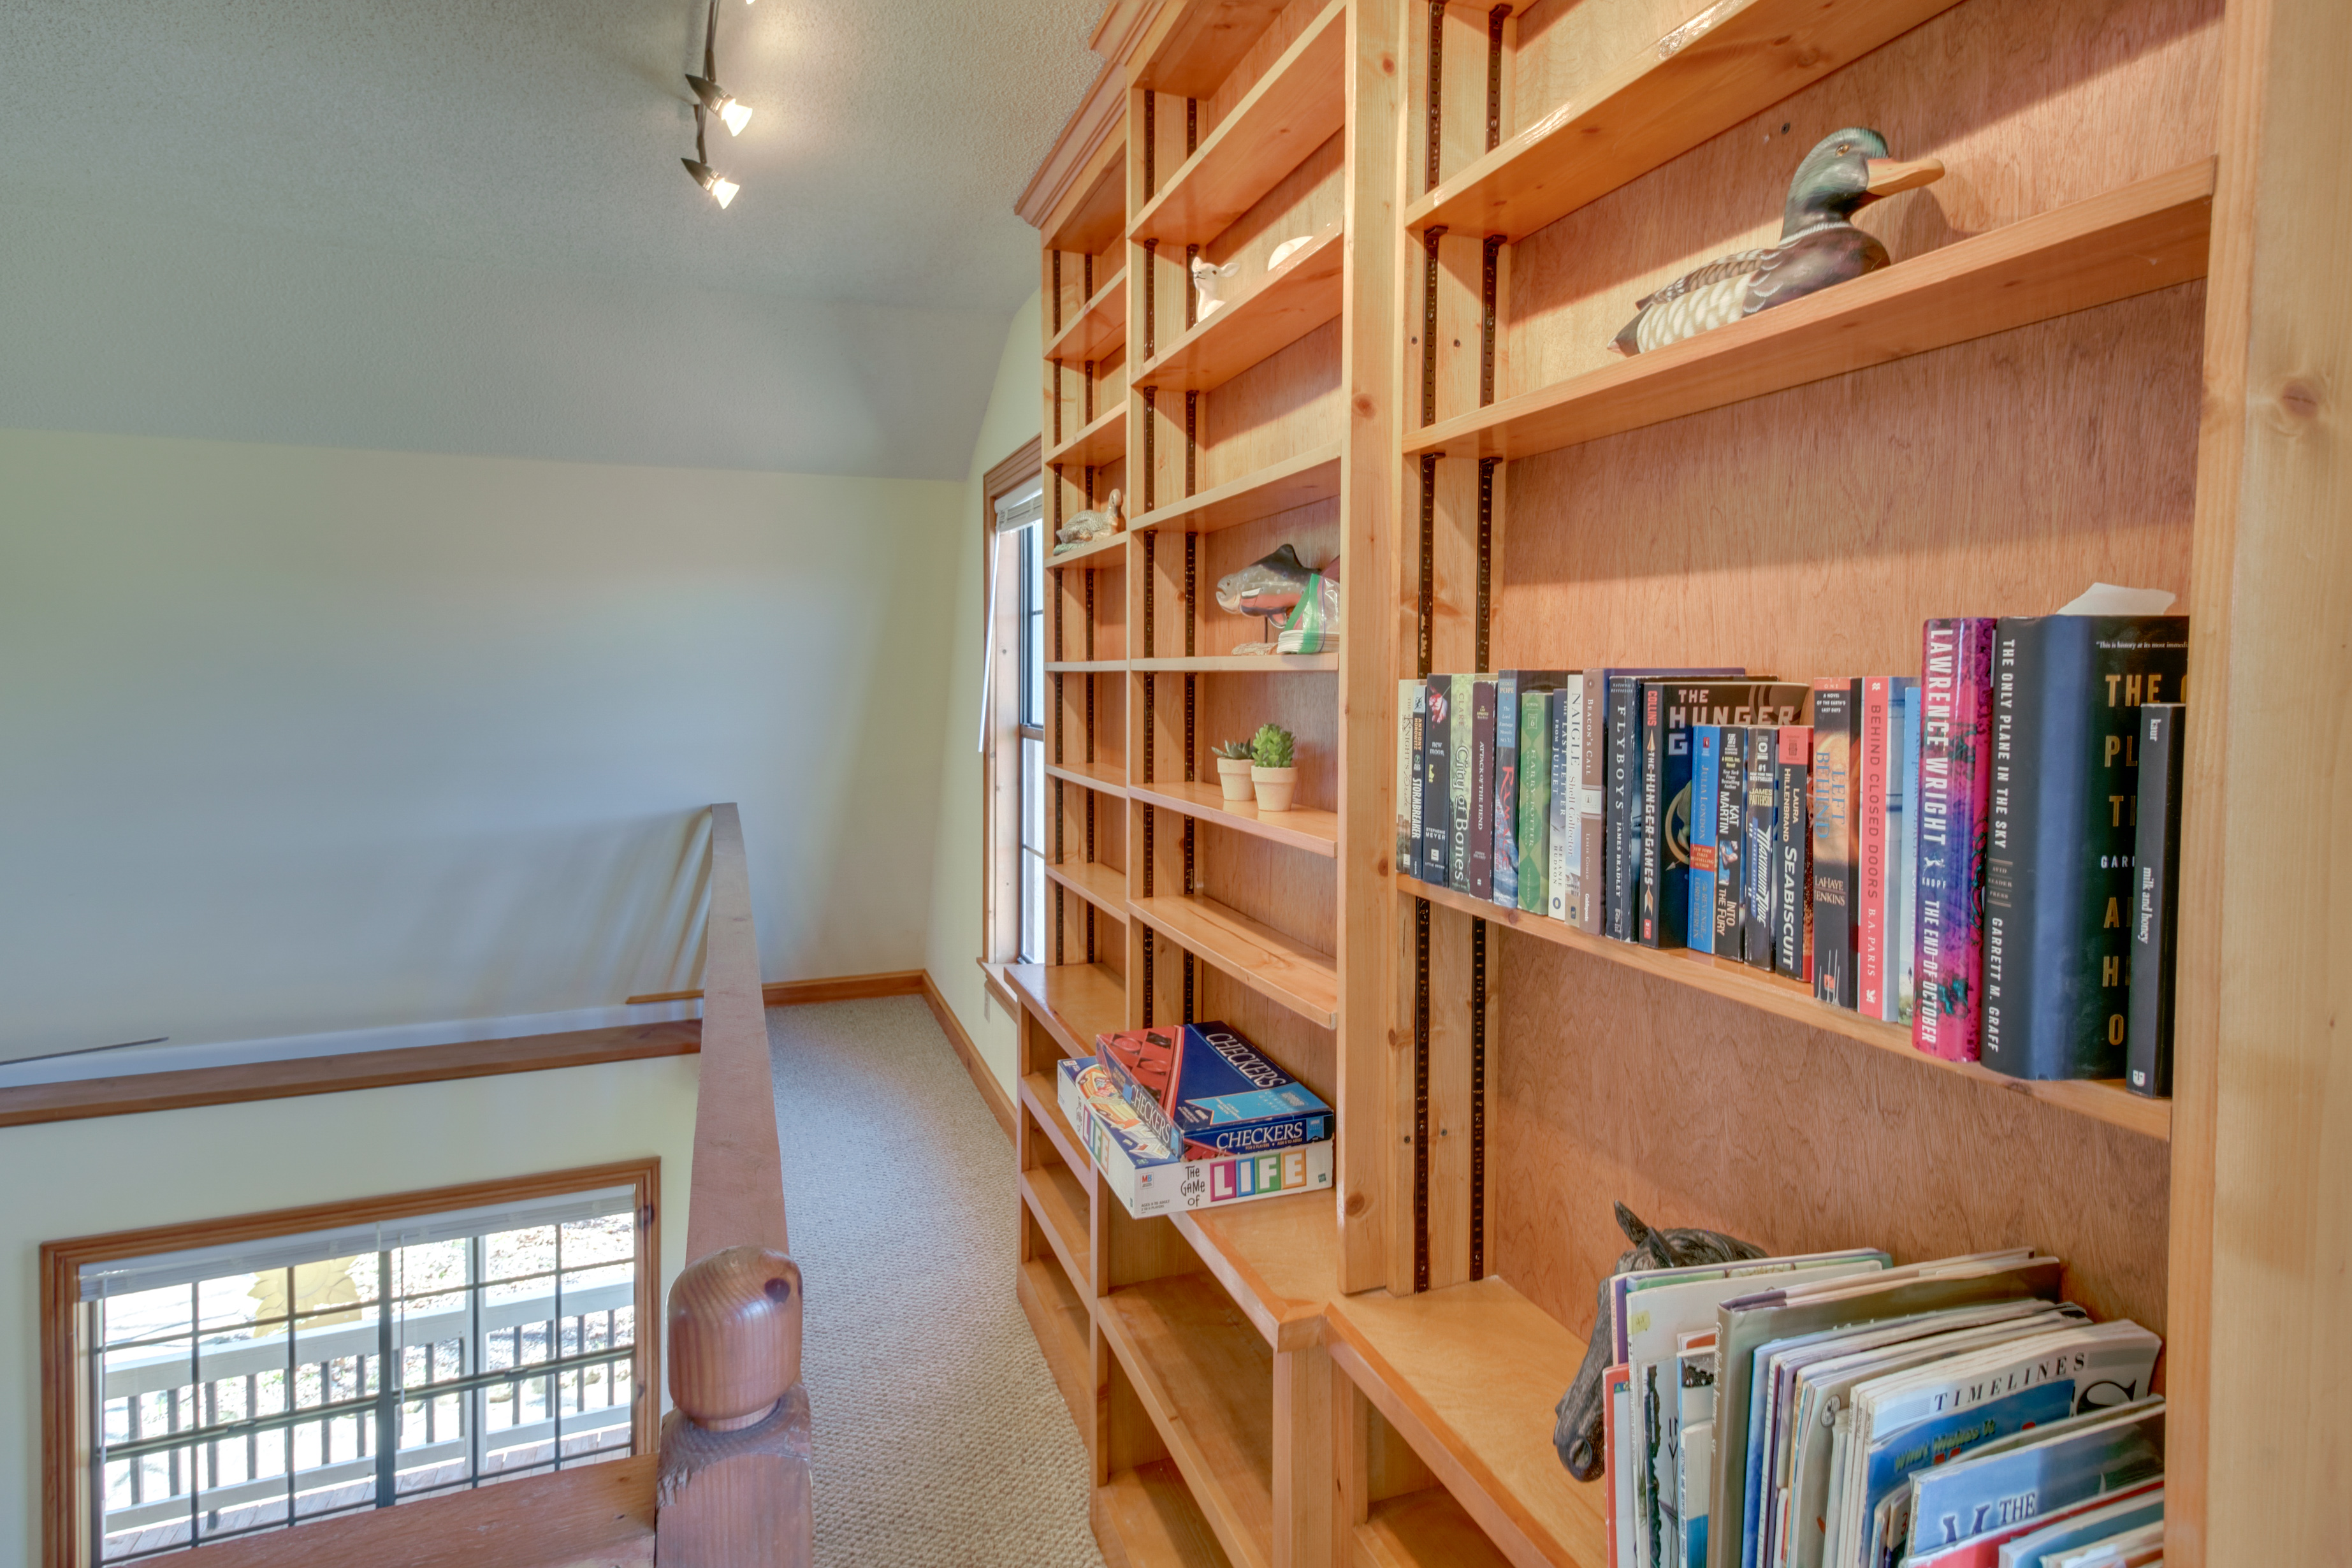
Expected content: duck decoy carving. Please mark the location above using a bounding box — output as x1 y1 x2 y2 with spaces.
1052 489 1124 553
1608 127 1943 356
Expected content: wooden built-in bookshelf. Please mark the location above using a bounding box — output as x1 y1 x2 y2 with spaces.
1006 0 2348 1562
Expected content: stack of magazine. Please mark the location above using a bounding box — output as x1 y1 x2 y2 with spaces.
1056 1019 1334 1219
1595 1246 2166 1568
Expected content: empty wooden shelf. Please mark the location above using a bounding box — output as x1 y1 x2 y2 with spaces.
1049 857 1131 918
1131 655 1339 673
1131 443 1344 536
1049 401 1130 467
1049 266 1128 363
1404 161 2215 462
1098 1460 1240 1568
1100 1273 1280 1568
1045 757 1130 797
1019 1070 1096 1191
1355 1489 1514 1568
1000 961 1126 1059
1128 894 1340 1029
1022 1158 1093 1290
1407 0 1969 241
1172 1189 1340 1353
1326 1280 1605 1568
1129 0 1347 246
1135 228 1344 395
1129 779 1339 859
1399 876 2171 1141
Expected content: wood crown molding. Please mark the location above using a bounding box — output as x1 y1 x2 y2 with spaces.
1019 0 1169 235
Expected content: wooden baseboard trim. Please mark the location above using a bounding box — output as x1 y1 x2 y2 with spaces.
921 971 1015 1143
629 970 929 1008
764 969 926 1006
0 1022 702 1129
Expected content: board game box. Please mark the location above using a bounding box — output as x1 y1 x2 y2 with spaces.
1058 1057 1333 1219
1094 1020 1333 1158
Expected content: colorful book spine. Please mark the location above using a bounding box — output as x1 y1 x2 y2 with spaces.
1982 615 2191 1079
1606 676 1642 941
1741 725 1778 971
1470 677 1499 899
1775 725 1812 980
1889 676 1920 1024
1576 671 1606 932
1713 724 1748 961
1639 680 1808 951
1493 672 1520 908
1856 677 1893 1018
1550 683 1576 921
1398 679 1424 883
1810 680 1857 1008
1914 620 1998 1059
1688 725 1723 952
1449 673 1476 892
1520 689 1555 914
1420 675 1452 888
2126 703 2185 1097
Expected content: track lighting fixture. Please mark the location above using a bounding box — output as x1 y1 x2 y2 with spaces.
686 74 753 136
678 0 751 208
682 156 739 208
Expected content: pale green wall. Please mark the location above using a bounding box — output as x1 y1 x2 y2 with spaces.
924 292 1045 1100
1 1056 699 1565
0 430 964 1063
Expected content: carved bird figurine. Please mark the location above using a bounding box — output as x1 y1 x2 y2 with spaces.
1608 127 1943 356
1052 489 1124 552
1191 254 1241 319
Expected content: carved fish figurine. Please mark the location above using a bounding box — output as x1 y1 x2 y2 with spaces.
1052 489 1124 553
1609 127 1943 356
1551 1203 1764 1481
1216 544 1332 653
1191 254 1241 319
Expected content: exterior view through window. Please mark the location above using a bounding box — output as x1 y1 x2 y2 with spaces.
73 1181 645 1560
1001 479 1047 962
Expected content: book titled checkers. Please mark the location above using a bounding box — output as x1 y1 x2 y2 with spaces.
1392 614 2189 1091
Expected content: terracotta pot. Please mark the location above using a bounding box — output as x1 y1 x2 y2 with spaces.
1215 756 1254 802
1250 765 1298 813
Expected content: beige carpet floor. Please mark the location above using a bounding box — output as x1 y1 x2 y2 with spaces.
766 996 1106 1568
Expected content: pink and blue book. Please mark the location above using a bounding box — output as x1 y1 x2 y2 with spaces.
1914 618 1998 1061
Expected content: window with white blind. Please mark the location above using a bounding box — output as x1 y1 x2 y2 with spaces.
44 1164 658 1565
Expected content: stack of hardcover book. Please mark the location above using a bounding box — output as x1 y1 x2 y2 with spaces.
1396 613 2189 1094
1593 1244 2165 1568
1056 1019 1334 1219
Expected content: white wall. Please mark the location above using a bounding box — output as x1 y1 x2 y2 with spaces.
0 429 962 1065
0 1056 700 1566
924 293 1045 1096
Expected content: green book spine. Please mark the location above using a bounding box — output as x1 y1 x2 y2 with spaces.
1518 691 1553 912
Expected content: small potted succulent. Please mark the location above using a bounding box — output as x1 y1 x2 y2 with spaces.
1249 723 1297 812
1212 739 1255 802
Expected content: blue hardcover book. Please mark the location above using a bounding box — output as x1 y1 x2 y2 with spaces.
1905 1398 2164 1560
1689 725 1724 952
1105 1025 1335 1161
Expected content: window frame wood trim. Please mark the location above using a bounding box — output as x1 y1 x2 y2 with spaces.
41 1159 662 1568
982 435 1044 969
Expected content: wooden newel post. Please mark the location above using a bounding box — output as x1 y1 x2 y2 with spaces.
655 1245 813 1564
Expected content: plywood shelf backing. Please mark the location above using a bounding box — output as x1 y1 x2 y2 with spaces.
1128 894 1340 1029
1405 161 2216 461
1050 266 1129 363
1406 0 1970 240
1132 442 1345 536
1100 1273 1281 1568
1129 779 1340 859
1129 0 1348 245
1399 876 2170 1142
1135 226 1346 395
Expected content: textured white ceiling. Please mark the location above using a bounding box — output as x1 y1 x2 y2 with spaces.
0 0 1101 477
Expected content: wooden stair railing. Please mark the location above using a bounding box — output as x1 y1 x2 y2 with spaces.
655 804 813 1564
